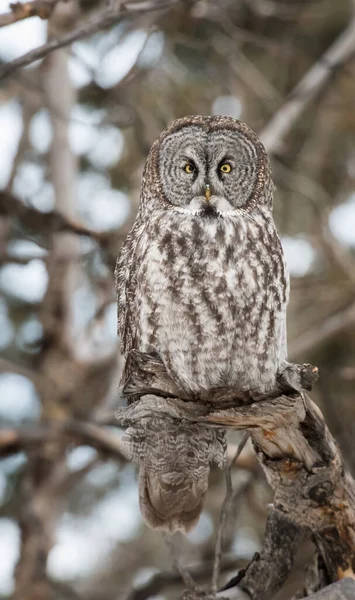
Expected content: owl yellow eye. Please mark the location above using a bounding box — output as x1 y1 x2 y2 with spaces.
184 163 195 174
220 163 232 173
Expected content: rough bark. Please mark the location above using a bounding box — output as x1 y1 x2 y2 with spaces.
116 353 355 600
299 578 355 600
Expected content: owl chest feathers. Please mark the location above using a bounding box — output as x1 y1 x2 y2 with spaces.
134 210 288 394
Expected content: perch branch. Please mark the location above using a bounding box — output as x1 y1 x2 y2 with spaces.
116 357 355 600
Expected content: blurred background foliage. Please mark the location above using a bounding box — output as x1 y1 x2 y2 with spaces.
0 0 354 598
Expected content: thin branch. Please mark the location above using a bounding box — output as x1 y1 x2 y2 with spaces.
0 356 37 380
260 17 355 153
317 219 355 287
0 421 127 461
49 580 83 600
212 433 249 593
6 95 39 191
0 189 132 244
0 0 179 81
226 441 257 471
124 555 248 600
0 0 60 28
289 300 355 360
163 533 197 590
273 159 355 285
211 36 281 112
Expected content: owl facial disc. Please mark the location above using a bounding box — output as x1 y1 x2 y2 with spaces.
151 116 270 215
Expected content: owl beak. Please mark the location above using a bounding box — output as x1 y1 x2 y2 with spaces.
204 184 211 202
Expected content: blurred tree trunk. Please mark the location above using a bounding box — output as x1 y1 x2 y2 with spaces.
13 4 79 599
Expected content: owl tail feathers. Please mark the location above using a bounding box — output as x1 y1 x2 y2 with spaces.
138 468 207 533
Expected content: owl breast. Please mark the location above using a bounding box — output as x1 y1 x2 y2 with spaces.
135 209 288 395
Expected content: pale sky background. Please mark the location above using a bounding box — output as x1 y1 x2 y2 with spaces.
0 3 355 594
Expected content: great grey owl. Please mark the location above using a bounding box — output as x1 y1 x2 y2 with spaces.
116 115 289 533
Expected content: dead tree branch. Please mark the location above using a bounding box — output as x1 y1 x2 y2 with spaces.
296 578 355 600
289 301 355 360
260 17 355 153
0 0 180 81
0 0 60 28
212 433 250 593
125 556 248 600
116 355 355 600
0 421 127 460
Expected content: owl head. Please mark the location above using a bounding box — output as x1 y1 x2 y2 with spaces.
142 115 272 217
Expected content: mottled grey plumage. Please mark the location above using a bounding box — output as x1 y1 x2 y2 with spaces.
121 417 226 532
116 115 289 532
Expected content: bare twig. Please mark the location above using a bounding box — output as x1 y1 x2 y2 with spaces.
211 36 281 111
6 95 39 191
0 0 179 81
273 159 355 286
226 441 257 471
0 0 60 28
317 220 355 288
0 190 132 251
289 301 355 360
212 471 233 594
163 533 197 590
125 555 248 600
49 580 83 600
260 17 355 153
0 421 127 460
227 434 251 470
0 356 37 380
212 433 249 593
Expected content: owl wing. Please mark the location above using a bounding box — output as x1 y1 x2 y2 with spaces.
115 214 143 366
